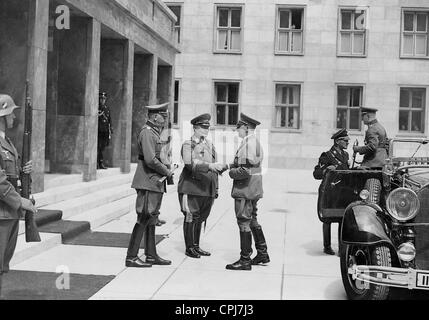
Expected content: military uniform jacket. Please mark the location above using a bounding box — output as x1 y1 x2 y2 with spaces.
313 145 350 180
0 136 23 220
178 136 218 198
356 120 388 168
131 122 171 193
98 105 112 133
229 134 263 200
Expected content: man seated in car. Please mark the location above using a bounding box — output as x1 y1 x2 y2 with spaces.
313 128 350 255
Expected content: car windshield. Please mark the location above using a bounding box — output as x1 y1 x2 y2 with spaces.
392 139 429 159
391 139 429 183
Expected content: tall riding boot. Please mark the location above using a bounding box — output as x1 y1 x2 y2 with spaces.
194 222 211 256
226 231 253 271
125 223 152 268
145 225 172 265
323 223 335 255
250 226 270 265
183 221 200 258
0 274 3 300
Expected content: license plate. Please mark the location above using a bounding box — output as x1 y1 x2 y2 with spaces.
417 272 429 288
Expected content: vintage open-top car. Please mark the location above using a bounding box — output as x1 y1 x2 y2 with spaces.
318 138 429 300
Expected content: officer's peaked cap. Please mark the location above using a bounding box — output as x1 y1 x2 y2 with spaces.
331 128 349 140
191 113 211 127
237 113 261 129
0 94 20 117
145 102 169 114
361 107 378 114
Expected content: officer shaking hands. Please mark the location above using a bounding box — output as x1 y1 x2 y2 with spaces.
0 95 37 299
178 114 225 259
226 113 270 271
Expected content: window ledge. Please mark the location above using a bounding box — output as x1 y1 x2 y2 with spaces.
400 55 429 60
337 54 368 58
213 51 243 55
211 126 237 131
347 131 364 136
270 128 302 134
395 133 427 138
274 52 304 56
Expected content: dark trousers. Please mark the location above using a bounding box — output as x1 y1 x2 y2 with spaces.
234 199 261 232
97 132 110 165
323 222 340 248
179 194 214 224
0 220 19 274
179 194 214 251
127 190 163 259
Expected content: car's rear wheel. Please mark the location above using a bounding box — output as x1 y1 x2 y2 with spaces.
340 244 391 300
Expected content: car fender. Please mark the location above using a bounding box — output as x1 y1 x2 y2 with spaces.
341 201 393 248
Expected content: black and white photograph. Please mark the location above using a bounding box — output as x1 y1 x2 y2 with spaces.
1 0 429 309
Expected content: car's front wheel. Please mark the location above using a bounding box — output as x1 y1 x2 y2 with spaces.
340 244 391 300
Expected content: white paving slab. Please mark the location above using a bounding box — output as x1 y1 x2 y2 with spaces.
282 275 346 300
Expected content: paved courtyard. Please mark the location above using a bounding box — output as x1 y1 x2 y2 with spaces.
6 168 351 300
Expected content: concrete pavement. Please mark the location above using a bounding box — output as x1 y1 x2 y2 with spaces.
11 168 347 300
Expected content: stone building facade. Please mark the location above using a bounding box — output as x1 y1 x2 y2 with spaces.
0 0 179 192
165 0 429 169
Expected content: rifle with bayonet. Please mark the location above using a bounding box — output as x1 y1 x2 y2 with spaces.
22 81 41 243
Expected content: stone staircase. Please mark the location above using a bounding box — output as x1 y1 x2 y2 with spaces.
10 165 137 267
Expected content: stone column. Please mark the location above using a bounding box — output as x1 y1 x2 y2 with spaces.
149 55 158 105
119 40 134 173
27 0 49 193
83 19 101 182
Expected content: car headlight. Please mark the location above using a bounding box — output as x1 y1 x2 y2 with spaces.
397 242 416 262
386 188 420 222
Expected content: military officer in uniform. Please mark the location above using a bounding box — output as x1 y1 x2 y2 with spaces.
0 95 37 299
313 129 350 255
226 113 269 271
353 107 389 168
178 114 224 259
97 92 113 170
125 103 173 268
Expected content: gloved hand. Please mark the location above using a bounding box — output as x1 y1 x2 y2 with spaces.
167 170 175 179
326 165 336 171
208 163 224 172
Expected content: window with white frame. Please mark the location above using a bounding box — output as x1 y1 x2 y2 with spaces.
399 88 426 133
338 8 367 56
166 4 182 43
274 84 301 129
215 6 243 53
276 7 304 54
214 82 239 126
173 80 180 126
402 10 429 57
336 86 363 131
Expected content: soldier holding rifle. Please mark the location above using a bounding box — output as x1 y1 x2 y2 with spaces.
0 94 37 299
125 103 173 268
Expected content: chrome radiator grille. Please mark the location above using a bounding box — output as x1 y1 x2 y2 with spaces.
415 186 429 270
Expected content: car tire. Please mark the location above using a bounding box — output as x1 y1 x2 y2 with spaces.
341 244 391 300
